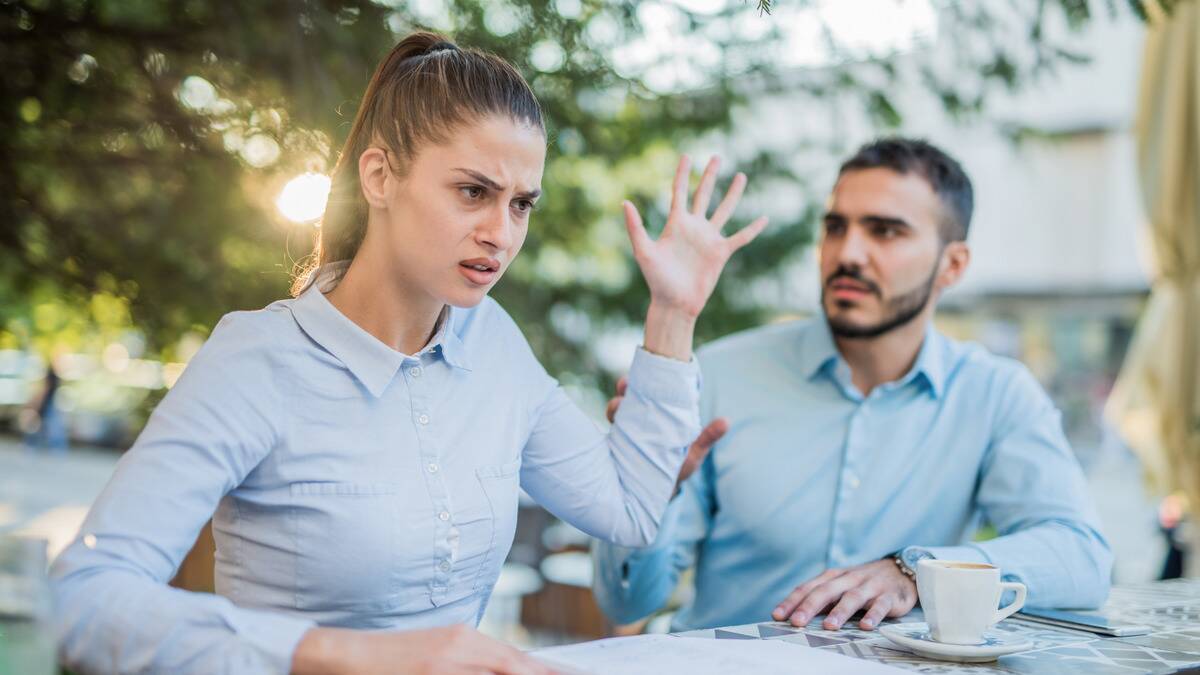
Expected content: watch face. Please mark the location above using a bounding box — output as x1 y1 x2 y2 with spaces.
903 549 931 569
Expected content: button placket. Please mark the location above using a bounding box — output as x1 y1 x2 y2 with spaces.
408 354 453 601
829 403 867 568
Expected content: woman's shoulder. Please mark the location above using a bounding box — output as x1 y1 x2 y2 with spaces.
189 300 305 375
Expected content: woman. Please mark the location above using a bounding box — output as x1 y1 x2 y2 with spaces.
51 32 767 675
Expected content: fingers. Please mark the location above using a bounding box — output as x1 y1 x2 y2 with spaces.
605 396 623 424
726 215 769 252
693 417 728 453
772 568 844 622
676 418 726 484
691 156 720 216
622 200 651 256
790 573 858 627
858 595 893 631
475 637 552 675
669 155 691 217
496 652 554 675
890 586 919 618
823 587 874 630
606 377 628 424
709 172 747 229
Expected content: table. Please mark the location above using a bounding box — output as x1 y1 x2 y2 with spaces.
673 579 1200 674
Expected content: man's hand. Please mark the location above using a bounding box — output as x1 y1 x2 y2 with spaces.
606 376 727 489
771 558 918 631
292 624 556 675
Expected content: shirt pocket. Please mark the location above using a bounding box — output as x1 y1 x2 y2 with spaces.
289 481 401 612
470 458 521 592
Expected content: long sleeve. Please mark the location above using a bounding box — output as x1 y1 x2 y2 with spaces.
49 314 314 675
918 366 1113 609
519 348 701 548
590 451 716 624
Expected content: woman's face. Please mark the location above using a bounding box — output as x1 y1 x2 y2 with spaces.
366 114 546 308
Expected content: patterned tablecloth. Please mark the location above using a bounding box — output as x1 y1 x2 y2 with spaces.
673 579 1200 674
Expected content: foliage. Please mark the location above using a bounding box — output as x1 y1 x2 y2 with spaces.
0 0 1148 412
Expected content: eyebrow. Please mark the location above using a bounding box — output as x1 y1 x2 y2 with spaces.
452 167 542 200
861 215 911 229
823 211 910 229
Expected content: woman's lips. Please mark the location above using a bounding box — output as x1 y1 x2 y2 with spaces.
458 259 500 286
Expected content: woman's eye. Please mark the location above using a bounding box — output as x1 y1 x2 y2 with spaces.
513 199 535 213
461 185 484 199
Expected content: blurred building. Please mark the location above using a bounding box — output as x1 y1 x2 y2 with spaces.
728 10 1150 463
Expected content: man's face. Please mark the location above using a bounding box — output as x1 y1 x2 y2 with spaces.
819 167 955 339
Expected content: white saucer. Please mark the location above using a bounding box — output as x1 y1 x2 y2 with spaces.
878 622 1034 663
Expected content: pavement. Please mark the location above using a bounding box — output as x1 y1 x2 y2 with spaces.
0 435 120 560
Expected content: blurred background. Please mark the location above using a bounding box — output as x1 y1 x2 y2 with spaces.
1 0 1194 650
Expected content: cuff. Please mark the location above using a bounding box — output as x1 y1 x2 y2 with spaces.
224 607 317 675
593 487 689 567
919 544 991 566
627 347 701 407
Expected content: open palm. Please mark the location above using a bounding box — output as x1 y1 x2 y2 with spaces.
624 155 768 317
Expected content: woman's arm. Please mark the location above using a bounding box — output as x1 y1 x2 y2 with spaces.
50 314 314 675
519 156 764 545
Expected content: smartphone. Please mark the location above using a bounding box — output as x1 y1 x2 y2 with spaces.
1016 608 1152 637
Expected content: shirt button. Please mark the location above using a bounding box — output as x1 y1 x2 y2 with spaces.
847 474 861 489
410 367 422 378
426 462 439 474
439 560 452 573
418 413 430 425
438 511 450 521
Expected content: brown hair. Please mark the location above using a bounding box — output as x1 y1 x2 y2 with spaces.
291 31 544 295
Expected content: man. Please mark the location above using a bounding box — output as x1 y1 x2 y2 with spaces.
592 138 1112 633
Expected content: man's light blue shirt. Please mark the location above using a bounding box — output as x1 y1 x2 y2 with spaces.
51 276 700 675
593 318 1112 631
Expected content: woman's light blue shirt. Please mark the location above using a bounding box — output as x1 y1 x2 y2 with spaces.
51 279 700 674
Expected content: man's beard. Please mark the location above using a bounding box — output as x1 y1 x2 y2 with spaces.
823 261 939 340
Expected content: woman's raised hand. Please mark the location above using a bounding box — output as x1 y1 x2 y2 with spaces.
624 155 768 320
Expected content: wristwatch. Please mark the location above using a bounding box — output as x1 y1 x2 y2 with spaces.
893 546 934 579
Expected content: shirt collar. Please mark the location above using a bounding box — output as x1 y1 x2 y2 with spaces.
801 318 946 399
799 317 840 381
902 324 946 399
437 314 473 372
289 264 473 398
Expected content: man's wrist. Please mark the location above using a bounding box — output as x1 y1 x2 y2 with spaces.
892 546 934 579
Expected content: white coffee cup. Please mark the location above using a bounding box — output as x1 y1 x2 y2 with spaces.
916 559 1027 645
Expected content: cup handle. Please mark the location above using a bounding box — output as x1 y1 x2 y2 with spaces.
993 581 1027 624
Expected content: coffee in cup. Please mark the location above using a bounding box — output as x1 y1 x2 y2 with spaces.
916 559 1027 645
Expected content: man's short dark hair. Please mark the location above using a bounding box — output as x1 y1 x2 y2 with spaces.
838 137 974 243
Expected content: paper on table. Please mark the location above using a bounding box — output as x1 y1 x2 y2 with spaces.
532 634 906 675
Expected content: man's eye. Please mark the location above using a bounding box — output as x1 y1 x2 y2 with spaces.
513 199 535 213
461 186 484 199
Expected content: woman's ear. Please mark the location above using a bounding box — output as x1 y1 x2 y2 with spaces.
359 147 390 209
